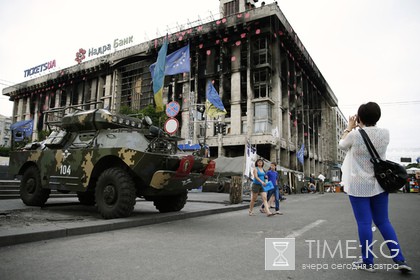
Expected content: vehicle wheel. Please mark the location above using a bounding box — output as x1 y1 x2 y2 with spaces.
20 166 50 206
95 167 136 219
77 191 95 205
153 191 188 213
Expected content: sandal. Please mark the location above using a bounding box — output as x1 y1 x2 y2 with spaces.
259 208 266 214
249 210 255 216
266 212 275 217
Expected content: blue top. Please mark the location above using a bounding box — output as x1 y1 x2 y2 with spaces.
266 170 278 186
253 168 265 185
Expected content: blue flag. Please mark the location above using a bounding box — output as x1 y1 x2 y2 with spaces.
11 119 33 142
297 144 305 164
205 81 227 118
150 44 190 76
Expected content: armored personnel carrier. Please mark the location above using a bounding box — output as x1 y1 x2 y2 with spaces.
9 108 215 219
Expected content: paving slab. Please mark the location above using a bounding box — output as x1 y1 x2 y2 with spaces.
0 192 249 247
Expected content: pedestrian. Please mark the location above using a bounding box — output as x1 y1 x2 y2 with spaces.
308 182 316 193
317 173 325 194
260 162 283 215
309 174 316 192
283 183 291 195
248 159 274 217
339 102 411 273
300 184 308 193
309 174 315 185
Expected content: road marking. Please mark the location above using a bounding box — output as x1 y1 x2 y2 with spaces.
286 219 326 238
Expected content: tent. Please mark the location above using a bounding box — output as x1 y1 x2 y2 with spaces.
214 156 245 176
178 143 201 150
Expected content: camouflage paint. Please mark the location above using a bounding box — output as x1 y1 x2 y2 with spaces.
80 151 94 188
9 108 214 196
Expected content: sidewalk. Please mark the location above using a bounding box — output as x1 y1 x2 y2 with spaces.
0 192 249 247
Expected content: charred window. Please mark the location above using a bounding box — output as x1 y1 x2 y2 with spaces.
252 36 271 99
223 0 239 17
253 68 270 98
119 60 153 111
252 37 271 67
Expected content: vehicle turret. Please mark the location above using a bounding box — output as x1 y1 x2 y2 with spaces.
61 108 150 132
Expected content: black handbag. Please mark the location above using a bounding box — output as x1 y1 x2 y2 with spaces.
359 129 408 192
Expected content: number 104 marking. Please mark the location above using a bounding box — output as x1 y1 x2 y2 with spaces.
60 165 71 175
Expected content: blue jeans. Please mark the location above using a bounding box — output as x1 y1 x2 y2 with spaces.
262 185 279 211
349 192 405 265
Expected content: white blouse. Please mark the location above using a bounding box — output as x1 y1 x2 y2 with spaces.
339 126 389 197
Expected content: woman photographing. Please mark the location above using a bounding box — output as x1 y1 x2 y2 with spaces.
339 102 411 273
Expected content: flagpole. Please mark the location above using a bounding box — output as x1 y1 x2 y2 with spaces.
203 110 207 147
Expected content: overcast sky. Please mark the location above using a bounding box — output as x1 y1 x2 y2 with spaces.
0 0 419 158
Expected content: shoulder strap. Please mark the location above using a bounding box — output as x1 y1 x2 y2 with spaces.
359 129 381 162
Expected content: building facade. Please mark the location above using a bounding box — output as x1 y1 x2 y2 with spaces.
0 114 12 147
3 0 347 180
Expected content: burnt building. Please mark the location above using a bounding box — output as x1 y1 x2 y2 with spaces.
3 0 348 181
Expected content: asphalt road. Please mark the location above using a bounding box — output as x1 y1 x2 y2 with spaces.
0 192 419 280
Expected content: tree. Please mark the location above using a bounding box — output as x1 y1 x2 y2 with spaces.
406 163 420 169
119 105 167 128
0 146 10 157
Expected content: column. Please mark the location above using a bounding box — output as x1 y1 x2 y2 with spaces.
103 74 112 110
230 45 241 135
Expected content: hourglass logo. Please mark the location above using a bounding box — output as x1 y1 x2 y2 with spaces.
265 238 295 270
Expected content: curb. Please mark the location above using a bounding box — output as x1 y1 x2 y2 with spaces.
0 202 248 247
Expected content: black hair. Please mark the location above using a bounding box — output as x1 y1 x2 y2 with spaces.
357 102 381 126
255 159 263 167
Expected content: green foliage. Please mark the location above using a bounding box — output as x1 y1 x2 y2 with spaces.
406 163 420 169
0 146 10 157
139 105 167 127
37 130 50 142
118 105 167 127
119 105 136 115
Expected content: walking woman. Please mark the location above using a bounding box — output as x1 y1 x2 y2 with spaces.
260 162 283 215
249 159 274 217
339 102 411 273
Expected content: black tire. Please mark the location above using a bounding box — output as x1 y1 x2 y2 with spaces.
77 191 96 206
95 167 136 219
20 166 50 206
153 191 188 213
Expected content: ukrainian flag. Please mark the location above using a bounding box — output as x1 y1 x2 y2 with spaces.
152 37 168 112
205 81 227 118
